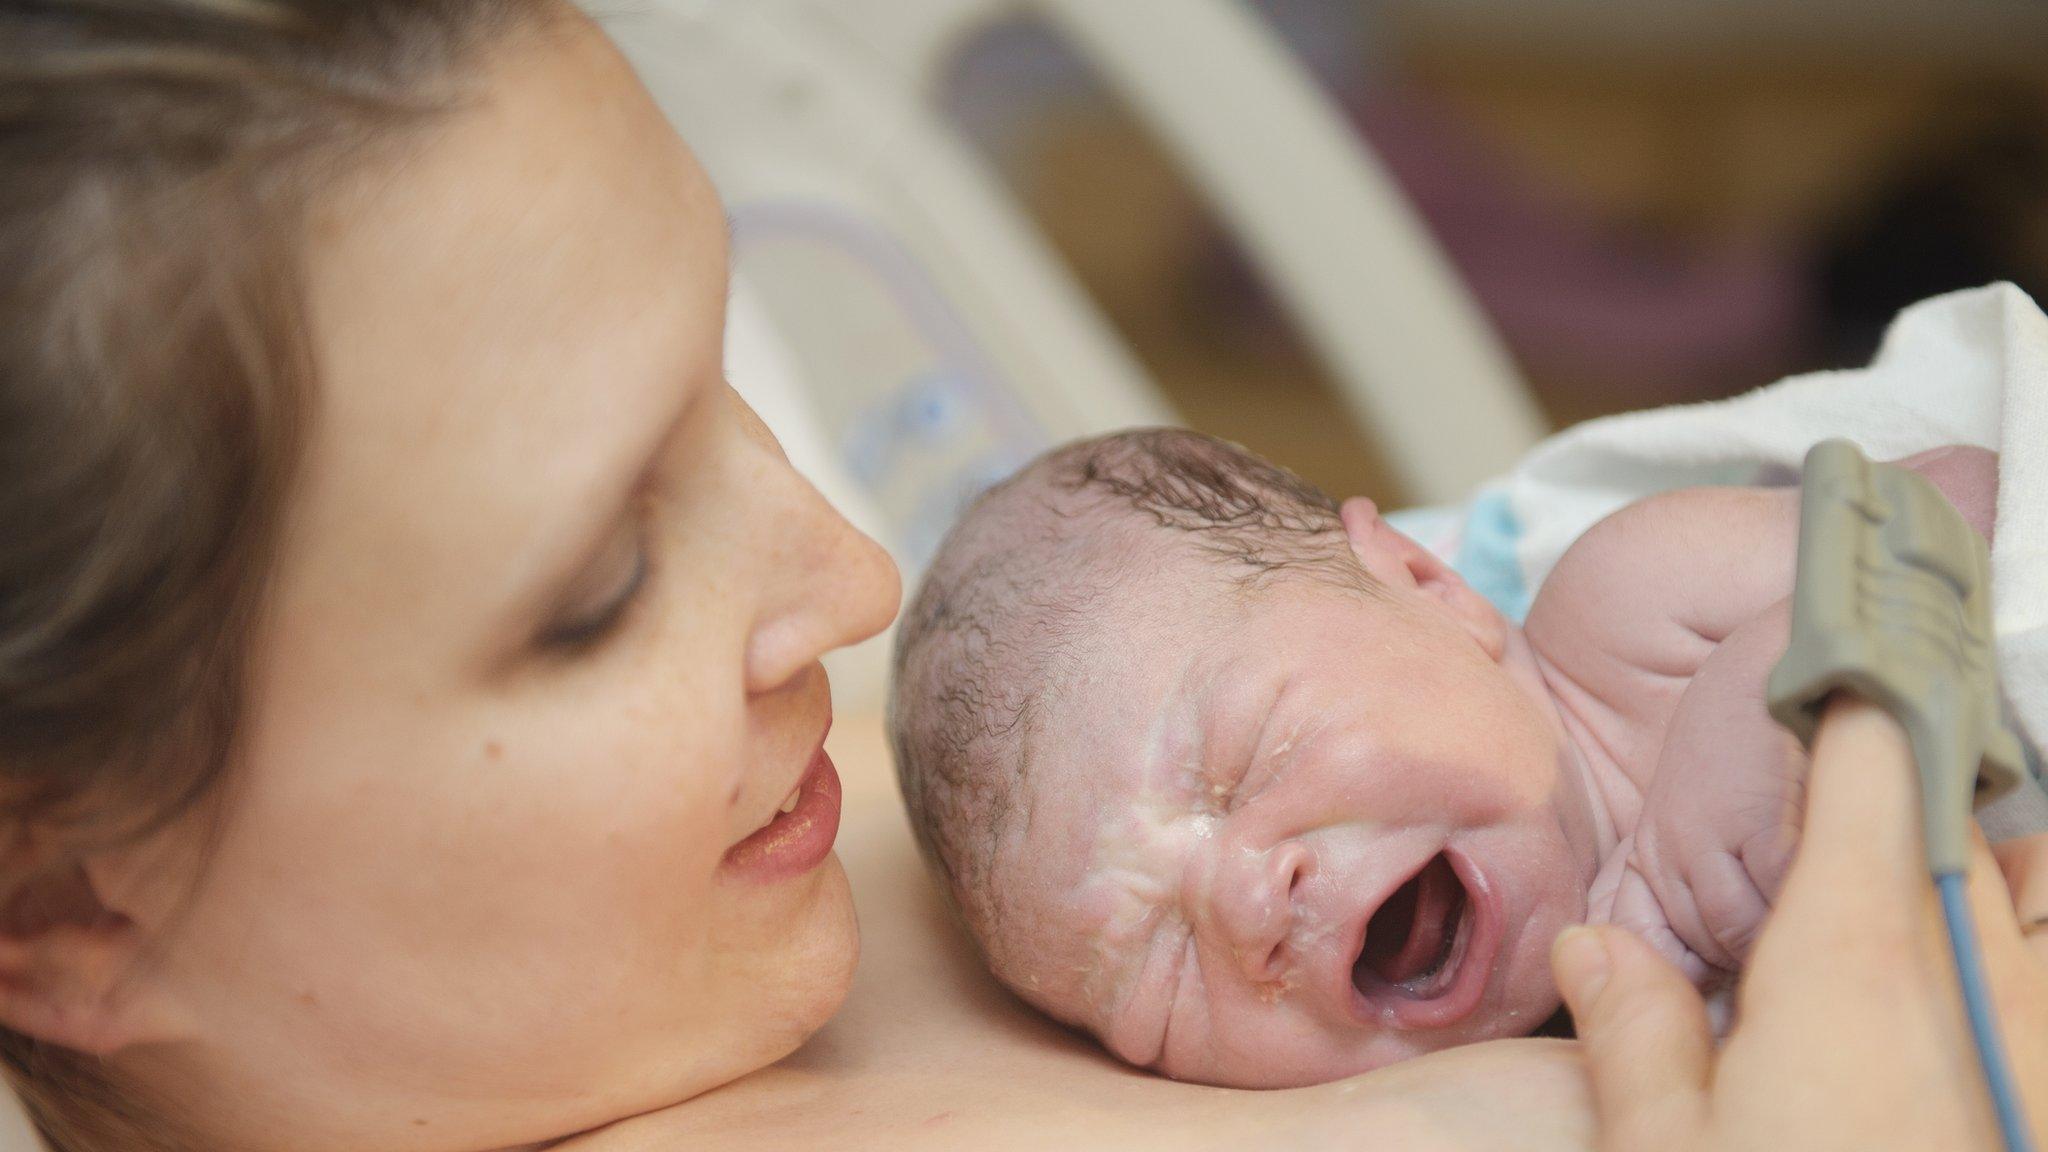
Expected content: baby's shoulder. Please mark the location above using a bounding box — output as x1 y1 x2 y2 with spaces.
1550 486 1797 597
1527 486 1801 706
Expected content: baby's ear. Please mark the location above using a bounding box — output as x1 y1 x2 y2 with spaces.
1340 497 1508 661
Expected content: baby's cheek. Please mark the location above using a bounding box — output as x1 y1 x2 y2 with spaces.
1284 867 1362 957
1450 700 1571 818
1046 809 1206 1008
1063 859 1179 1015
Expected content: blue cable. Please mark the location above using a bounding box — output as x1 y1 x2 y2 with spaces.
1936 871 2038 1152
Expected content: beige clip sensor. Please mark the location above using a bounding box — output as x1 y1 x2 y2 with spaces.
1766 440 2024 875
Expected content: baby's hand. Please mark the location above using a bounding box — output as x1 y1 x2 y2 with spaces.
1589 842 1716 984
1591 599 1806 988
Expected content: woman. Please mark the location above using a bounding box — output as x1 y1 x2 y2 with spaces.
0 3 897 1145
0 2 2040 1149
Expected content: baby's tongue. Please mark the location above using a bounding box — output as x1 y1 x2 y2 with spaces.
1361 854 1461 985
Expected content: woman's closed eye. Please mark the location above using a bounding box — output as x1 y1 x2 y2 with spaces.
537 516 653 654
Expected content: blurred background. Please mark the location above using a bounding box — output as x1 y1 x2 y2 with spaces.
940 0 2048 502
610 0 2048 706
3 9 2037 1143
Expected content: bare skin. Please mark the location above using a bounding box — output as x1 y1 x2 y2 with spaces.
1561 702 2048 1152
8 4 2024 1147
1553 447 2000 984
0 13 1597 1150
568 716 1601 1152
5 18 905 1151
935 444 2001 1087
576 713 2048 1152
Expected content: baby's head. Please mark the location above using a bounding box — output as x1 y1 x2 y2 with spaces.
891 430 1600 1087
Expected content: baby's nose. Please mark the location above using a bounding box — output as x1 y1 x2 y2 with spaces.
1203 841 1314 984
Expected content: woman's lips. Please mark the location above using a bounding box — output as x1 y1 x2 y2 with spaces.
718 745 842 883
1342 847 1500 1031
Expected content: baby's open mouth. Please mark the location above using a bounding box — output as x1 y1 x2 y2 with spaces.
1353 852 1473 1002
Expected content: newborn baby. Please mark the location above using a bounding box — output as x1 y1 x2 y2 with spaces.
890 428 1999 1089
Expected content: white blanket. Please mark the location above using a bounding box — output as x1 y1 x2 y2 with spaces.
1496 282 2048 836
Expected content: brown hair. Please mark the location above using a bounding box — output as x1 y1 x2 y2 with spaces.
0 2 557 1147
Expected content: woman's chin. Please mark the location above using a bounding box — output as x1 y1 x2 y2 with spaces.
754 854 861 1055
792 854 861 1025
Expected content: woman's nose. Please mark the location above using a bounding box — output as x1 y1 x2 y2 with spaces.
1203 841 1314 984
732 398 902 697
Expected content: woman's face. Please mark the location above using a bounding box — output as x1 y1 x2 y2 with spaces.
103 19 899 1151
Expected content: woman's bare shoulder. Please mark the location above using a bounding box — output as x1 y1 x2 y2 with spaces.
574 718 1596 1152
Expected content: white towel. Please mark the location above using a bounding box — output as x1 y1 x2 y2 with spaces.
1500 282 2048 837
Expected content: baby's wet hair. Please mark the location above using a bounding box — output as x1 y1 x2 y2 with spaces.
1054 428 1382 596
889 428 1376 983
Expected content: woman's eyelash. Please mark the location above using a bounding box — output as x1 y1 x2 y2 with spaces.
539 544 650 653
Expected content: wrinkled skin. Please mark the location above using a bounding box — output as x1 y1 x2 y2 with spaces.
990 503 1607 1087
987 449 1998 1087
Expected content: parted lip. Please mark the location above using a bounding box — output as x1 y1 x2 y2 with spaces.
726 712 833 850
1321 843 1438 1019
1337 845 1499 1031
716 712 840 882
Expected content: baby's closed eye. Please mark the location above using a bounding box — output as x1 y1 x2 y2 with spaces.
1191 755 1254 813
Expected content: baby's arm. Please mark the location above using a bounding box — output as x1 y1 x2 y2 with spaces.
1579 446 1999 987
1527 484 1800 800
1530 484 1793 685
1589 599 1802 985
1530 447 1996 743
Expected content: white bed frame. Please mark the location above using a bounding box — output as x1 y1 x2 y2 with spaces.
603 0 1549 707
